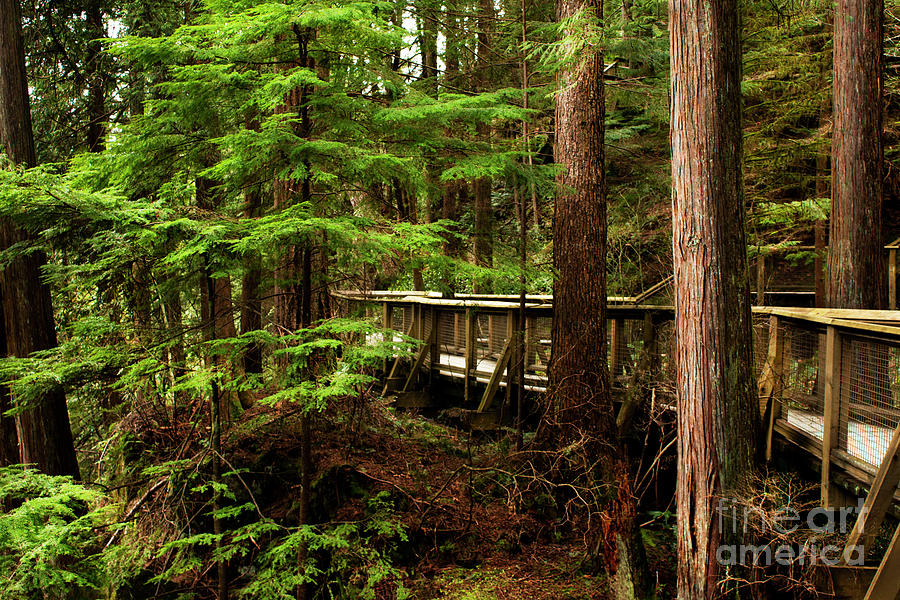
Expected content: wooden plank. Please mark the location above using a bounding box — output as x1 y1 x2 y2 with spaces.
394 390 433 408
863 523 900 600
890 248 897 310
759 316 784 461
402 325 436 393
815 219 826 308
464 410 500 430
757 308 900 338
524 316 535 369
464 309 476 403
504 310 515 406
382 302 392 373
487 314 495 356
813 565 877 599
610 318 625 382
633 275 673 304
477 338 513 413
381 319 417 397
843 422 900 563
429 308 440 384
383 376 404 393
756 254 767 306
821 325 843 508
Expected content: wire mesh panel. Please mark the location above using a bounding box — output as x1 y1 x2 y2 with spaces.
437 309 463 353
475 312 509 358
608 318 647 382
753 315 770 373
422 308 433 339
655 320 676 397
837 334 900 467
433 309 466 374
526 316 552 376
390 304 414 334
781 322 826 439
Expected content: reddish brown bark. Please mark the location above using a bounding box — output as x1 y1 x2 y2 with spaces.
548 0 644 596
669 0 759 596
241 180 263 374
471 0 495 293
196 175 238 342
828 0 884 309
0 0 79 478
85 0 105 153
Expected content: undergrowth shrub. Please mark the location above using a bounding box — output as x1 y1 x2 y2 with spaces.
0 467 117 599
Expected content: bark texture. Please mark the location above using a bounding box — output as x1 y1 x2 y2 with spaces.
548 0 644 596
85 0 106 153
0 0 79 478
472 0 495 293
828 0 884 309
669 0 759 596
241 181 263 374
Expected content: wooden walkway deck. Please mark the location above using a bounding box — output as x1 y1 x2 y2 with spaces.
341 291 900 597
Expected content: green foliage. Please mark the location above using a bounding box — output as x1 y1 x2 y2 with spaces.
0 468 119 599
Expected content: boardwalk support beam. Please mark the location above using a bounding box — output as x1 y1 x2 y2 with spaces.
842 422 900 564
478 338 513 413
821 325 843 508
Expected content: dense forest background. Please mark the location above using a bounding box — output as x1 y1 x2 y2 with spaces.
0 0 897 597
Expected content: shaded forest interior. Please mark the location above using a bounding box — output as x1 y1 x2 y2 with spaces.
0 0 899 598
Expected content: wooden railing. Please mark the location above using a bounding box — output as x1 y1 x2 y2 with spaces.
338 292 900 495
753 240 900 308
339 291 900 591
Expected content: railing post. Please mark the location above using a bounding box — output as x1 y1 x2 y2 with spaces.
505 309 515 406
430 308 440 383
815 220 826 307
889 248 897 309
761 315 784 461
642 312 657 378
453 312 461 351
464 309 476 403
821 324 843 508
524 315 535 369
757 254 767 306
382 301 393 373
610 317 624 383
487 314 495 356
415 303 424 340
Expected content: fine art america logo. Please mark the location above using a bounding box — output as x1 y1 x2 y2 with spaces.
715 497 865 567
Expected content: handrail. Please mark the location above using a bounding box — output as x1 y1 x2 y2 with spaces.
347 289 900 506
338 291 900 339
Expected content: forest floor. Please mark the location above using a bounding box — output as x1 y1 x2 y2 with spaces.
131 395 678 599
247 401 674 600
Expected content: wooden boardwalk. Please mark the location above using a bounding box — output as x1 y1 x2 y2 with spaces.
346 292 900 483
341 291 900 597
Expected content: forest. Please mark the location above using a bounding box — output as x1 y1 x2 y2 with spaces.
0 0 899 597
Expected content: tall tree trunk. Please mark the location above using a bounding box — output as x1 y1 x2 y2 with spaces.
203 257 228 600
828 0 884 309
0 0 79 478
274 30 313 328
197 175 238 342
419 0 438 95
669 0 759 595
240 180 263 374
85 0 105 152
240 112 264 376
548 0 645 596
472 177 493 292
0 318 16 467
163 282 186 424
472 0 495 293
